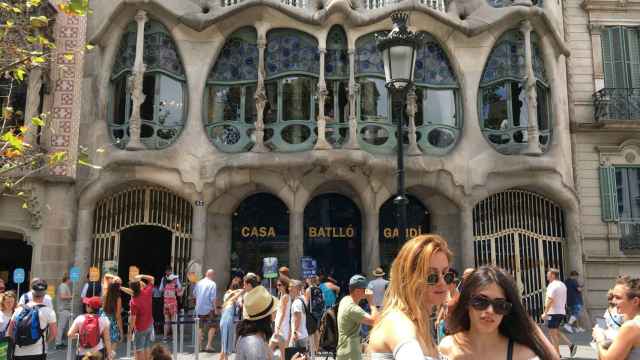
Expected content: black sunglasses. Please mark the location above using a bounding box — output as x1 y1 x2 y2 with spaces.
426 271 456 285
469 295 512 315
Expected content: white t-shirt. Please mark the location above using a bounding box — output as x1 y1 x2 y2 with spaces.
290 297 308 340
546 280 567 315
0 311 12 335
18 292 53 308
71 314 110 355
12 302 57 356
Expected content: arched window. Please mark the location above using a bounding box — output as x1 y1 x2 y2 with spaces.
356 33 392 154
324 26 350 147
265 29 320 152
413 33 461 154
109 20 187 149
478 30 551 154
204 27 259 152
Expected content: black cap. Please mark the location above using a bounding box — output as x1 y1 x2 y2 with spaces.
31 279 47 292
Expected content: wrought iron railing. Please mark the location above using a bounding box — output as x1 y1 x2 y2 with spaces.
619 221 640 250
594 88 640 122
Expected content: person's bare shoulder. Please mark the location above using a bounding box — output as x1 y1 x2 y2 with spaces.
514 343 538 360
437 335 457 357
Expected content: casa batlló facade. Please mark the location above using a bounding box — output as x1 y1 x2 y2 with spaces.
1 0 618 318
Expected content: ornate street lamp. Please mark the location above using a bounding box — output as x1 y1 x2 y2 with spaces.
376 12 422 252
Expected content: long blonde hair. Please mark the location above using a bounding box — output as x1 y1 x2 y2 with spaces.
374 234 452 352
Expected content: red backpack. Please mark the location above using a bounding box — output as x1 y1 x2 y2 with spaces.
79 314 100 348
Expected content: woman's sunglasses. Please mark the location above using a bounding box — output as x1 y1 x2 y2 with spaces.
469 295 512 315
426 271 456 285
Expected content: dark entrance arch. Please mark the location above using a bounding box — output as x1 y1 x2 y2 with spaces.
118 225 172 282
232 193 289 275
379 195 430 269
304 193 361 289
0 231 32 290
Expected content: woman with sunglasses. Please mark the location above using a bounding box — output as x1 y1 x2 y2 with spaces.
269 275 291 360
439 266 557 360
368 234 453 359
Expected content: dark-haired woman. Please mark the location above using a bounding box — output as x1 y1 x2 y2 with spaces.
235 285 277 360
101 280 124 354
438 266 558 360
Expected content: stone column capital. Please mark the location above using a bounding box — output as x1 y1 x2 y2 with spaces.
134 9 148 24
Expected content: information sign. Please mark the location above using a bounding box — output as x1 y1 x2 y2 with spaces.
13 268 25 284
69 267 81 282
263 257 278 279
301 257 317 278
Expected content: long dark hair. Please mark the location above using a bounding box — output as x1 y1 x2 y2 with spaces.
448 266 555 360
236 316 273 341
103 282 121 315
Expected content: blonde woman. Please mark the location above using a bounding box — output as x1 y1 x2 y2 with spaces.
0 291 16 337
368 234 454 359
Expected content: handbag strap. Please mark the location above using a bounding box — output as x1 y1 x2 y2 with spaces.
506 338 514 360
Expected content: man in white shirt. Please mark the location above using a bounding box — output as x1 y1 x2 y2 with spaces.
18 278 53 308
8 279 58 360
367 268 389 309
192 269 217 352
289 279 309 350
541 269 576 358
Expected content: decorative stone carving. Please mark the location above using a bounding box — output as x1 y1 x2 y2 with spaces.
406 87 422 156
598 139 640 166
520 20 542 156
315 49 333 150
126 10 148 151
253 39 269 153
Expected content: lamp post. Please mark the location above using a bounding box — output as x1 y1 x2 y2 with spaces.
376 12 422 252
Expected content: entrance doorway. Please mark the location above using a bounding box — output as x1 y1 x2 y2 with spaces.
473 189 566 321
304 193 361 290
92 185 193 282
379 195 430 269
232 193 289 275
0 232 32 290
118 225 172 282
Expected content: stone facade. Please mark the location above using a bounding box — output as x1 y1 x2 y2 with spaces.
567 0 640 316
0 0 584 310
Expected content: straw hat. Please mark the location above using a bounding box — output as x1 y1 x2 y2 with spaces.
372 267 386 277
242 286 278 321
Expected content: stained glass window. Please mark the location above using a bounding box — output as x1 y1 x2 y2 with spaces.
109 20 187 150
205 27 258 153
264 29 319 152
479 30 551 154
325 26 350 147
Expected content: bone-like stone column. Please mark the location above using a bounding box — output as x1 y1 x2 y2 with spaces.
252 38 269 152
362 211 380 276
314 48 332 150
344 49 360 149
406 87 421 155
191 201 207 268
289 211 304 278
520 20 542 156
126 10 148 151
206 211 231 298
459 203 475 269
73 207 93 310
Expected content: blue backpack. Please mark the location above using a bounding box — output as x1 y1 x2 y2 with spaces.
15 304 47 347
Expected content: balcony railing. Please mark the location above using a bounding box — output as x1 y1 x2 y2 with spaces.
594 88 640 122
219 0 447 12
619 221 640 250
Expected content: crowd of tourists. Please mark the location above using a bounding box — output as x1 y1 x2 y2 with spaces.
1 233 640 359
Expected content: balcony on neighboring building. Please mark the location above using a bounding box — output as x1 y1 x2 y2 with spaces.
619 221 640 251
594 88 640 127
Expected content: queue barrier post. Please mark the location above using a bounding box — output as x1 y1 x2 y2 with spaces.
194 316 200 360
172 317 178 360
66 334 77 360
179 309 185 353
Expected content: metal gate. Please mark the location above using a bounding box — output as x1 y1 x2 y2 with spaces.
92 185 193 281
473 189 565 322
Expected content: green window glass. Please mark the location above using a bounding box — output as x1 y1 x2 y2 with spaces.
109 20 187 150
205 27 259 153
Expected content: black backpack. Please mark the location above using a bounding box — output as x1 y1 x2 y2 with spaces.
292 297 319 335
15 304 47 348
309 286 325 321
318 303 339 352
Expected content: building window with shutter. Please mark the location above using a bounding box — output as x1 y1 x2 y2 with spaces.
600 165 640 250
595 26 640 121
